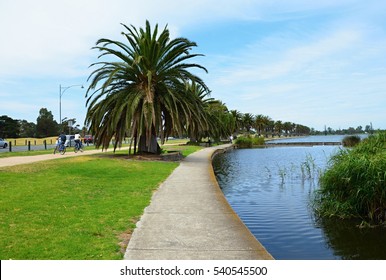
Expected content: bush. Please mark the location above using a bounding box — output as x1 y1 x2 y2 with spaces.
342 135 361 147
315 132 386 223
235 135 265 148
252 136 265 145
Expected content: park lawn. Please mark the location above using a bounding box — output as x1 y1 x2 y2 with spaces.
0 155 178 259
0 139 192 159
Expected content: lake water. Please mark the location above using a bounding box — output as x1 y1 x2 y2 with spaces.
212 135 386 260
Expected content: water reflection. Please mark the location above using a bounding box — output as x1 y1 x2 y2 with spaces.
316 217 386 259
213 144 386 260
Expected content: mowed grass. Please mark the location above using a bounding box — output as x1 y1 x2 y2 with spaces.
0 155 178 259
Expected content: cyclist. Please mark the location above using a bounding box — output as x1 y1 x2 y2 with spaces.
59 132 66 147
74 133 82 151
54 132 66 154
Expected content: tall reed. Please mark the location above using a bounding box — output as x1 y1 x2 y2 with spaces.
315 132 386 223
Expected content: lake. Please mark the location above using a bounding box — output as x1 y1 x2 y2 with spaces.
212 135 386 260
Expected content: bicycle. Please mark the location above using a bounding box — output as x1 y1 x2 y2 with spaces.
54 142 66 155
74 141 84 153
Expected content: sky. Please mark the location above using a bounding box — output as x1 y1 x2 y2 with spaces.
1 0 386 132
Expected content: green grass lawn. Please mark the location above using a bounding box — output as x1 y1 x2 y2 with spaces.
0 155 179 259
0 139 191 159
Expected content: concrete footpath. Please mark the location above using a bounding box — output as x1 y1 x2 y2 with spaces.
124 144 273 260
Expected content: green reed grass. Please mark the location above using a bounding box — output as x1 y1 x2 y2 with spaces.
315 132 386 223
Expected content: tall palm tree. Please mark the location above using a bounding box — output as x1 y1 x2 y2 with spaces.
230 110 243 136
184 81 212 142
254 114 265 137
86 21 209 153
205 100 232 141
274 120 283 137
283 121 293 136
242 113 255 133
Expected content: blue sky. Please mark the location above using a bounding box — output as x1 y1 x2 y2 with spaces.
1 0 385 131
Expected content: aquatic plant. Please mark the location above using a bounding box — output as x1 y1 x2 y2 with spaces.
301 154 320 180
274 155 321 185
278 166 287 184
315 132 386 224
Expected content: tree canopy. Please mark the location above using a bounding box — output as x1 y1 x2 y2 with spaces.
86 21 210 153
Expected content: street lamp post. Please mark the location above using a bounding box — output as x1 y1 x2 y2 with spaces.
59 84 83 126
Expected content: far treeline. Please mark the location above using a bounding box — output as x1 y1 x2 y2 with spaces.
0 109 86 139
0 110 376 141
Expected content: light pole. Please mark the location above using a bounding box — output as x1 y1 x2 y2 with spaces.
59 84 84 127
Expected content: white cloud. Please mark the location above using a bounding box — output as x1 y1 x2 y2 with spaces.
1 0 385 129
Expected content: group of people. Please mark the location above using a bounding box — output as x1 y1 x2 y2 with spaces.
57 132 82 148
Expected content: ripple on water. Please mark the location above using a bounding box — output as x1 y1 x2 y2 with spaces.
213 145 386 260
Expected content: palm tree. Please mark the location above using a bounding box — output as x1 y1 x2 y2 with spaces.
242 113 255 133
274 120 283 137
184 81 212 142
283 122 293 136
230 110 243 136
206 100 233 142
254 114 265 137
86 21 209 154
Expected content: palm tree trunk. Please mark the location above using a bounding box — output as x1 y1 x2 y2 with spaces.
138 134 161 154
134 135 137 155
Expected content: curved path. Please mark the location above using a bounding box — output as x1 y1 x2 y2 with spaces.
124 144 273 260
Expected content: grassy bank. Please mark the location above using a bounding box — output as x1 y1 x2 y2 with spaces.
0 156 178 259
315 132 386 224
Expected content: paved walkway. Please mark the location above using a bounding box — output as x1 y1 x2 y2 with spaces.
124 144 273 260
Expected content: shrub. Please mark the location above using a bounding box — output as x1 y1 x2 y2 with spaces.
342 135 361 147
235 135 265 148
235 136 253 148
252 136 265 146
315 132 386 224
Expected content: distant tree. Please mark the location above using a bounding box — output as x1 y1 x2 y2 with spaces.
36 108 59 137
242 113 254 132
283 121 293 136
346 127 356 134
355 126 363 133
254 114 266 136
18 120 36 137
274 120 283 137
230 110 243 135
0 115 19 138
205 100 232 142
295 124 311 135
